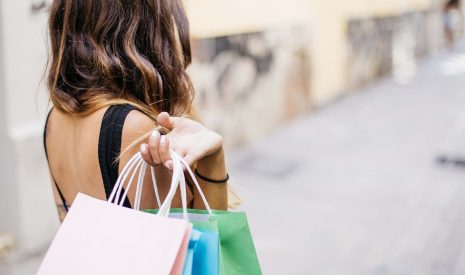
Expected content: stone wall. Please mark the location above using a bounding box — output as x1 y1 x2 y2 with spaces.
189 28 312 149
346 11 443 88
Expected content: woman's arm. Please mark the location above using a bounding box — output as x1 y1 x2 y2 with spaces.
140 112 229 210
194 148 228 210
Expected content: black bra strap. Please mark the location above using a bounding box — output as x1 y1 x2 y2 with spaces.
43 108 69 212
44 105 136 211
98 104 135 208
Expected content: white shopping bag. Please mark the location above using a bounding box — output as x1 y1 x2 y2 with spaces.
38 152 192 275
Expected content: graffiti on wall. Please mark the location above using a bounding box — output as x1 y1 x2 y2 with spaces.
347 11 442 87
189 28 312 148
30 0 50 14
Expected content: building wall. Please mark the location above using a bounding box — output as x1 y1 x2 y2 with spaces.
0 0 19 242
185 0 440 146
185 0 315 148
186 0 438 106
0 0 59 252
184 0 312 38
347 11 443 88
308 0 438 103
190 29 312 148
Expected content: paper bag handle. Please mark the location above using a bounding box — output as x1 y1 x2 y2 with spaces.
108 153 161 209
108 150 213 217
157 151 213 218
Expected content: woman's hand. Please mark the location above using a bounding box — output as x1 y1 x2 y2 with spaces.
140 112 224 169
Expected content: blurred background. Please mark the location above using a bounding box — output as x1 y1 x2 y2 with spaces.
1 0 465 274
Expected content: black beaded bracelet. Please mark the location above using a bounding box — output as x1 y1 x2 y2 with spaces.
194 169 229 183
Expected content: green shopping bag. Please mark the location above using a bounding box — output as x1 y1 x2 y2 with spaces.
146 151 262 275
145 209 262 275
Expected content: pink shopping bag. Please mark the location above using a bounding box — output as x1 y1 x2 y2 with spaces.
38 193 192 275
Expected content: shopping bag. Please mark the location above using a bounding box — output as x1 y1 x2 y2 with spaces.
149 152 221 275
208 210 261 275
146 211 221 275
38 193 192 275
183 229 202 275
38 152 193 275
146 153 262 275
150 209 261 275
193 227 220 275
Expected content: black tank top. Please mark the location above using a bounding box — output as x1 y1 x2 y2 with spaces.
43 104 135 212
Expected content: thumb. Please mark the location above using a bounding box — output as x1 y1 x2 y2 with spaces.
157 112 179 130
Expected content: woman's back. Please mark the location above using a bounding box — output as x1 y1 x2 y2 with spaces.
45 107 106 202
44 105 186 220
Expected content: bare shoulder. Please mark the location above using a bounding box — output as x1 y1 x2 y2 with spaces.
122 110 156 141
120 110 155 159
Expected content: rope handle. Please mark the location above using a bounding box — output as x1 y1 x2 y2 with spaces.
108 150 213 218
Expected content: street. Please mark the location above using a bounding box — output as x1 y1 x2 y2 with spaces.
231 45 465 275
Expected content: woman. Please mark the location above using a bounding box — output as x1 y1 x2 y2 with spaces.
443 0 463 49
44 0 228 221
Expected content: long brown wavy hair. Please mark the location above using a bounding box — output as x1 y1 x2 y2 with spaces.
47 1 240 208
47 0 195 119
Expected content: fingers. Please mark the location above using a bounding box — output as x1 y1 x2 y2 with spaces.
157 112 174 130
141 126 190 170
140 144 153 165
159 135 172 169
148 131 163 164
141 129 184 170
141 142 194 170
157 112 183 130
141 130 162 166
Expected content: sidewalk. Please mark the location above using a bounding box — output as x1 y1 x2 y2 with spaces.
231 46 465 275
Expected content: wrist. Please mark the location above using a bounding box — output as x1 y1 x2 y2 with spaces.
198 132 223 166
196 148 227 180
197 147 224 168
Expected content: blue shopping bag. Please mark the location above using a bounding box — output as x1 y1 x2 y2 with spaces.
146 212 220 275
193 228 219 275
183 229 202 275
